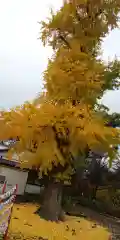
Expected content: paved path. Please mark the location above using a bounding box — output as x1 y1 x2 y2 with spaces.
67 205 120 239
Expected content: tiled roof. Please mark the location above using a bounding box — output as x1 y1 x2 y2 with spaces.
0 145 9 151
0 157 20 167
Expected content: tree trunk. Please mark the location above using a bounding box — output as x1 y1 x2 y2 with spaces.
91 185 98 200
37 181 65 222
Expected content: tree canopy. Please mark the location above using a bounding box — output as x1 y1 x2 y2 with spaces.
0 0 120 182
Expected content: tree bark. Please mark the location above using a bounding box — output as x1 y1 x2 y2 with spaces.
91 185 98 200
37 181 65 222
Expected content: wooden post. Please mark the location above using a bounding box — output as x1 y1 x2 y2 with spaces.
2 181 7 194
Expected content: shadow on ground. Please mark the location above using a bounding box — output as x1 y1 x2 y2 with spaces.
66 204 120 239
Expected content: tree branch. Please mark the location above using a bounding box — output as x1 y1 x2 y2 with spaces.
58 29 71 49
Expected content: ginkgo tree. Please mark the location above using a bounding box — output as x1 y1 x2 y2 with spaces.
0 0 120 221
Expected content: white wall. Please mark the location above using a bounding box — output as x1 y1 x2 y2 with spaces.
25 184 41 194
0 166 28 195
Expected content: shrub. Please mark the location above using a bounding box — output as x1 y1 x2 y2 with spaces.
76 196 120 218
96 189 109 202
0 234 3 240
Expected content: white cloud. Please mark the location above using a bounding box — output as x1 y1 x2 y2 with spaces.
0 0 62 109
101 28 120 113
0 0 120 112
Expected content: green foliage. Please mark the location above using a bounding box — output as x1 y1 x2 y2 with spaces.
103 59 120 92
0 234 3 240
108 113 120 127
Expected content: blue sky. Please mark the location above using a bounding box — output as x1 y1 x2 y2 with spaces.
0 0 120 112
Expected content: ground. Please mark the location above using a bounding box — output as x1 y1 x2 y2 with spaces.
9 204 110 240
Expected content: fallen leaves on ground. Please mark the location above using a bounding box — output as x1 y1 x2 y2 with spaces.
9 204 109 240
